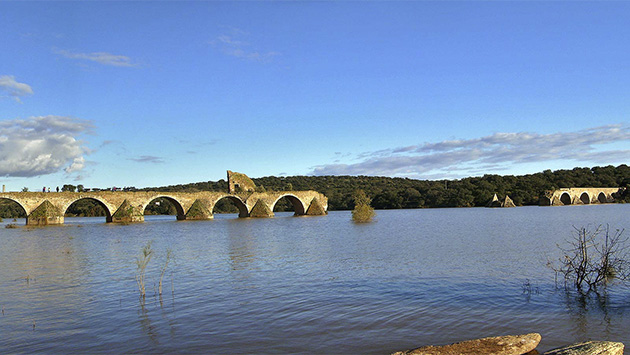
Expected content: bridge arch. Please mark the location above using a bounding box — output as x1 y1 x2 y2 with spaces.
143 196 186 220
597 192 607 203
0 197 28 222
212 195 249 218
579 192 591 204
271 194 306 215
560 192 572 205
63 197 113 223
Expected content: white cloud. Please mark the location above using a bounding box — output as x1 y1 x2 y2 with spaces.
210 29 280 63
65 156 85 173
0 75 34 103
0 116 92 177
53 48 137 67
310 125 630 178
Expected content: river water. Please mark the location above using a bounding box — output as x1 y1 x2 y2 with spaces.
1 205 630 353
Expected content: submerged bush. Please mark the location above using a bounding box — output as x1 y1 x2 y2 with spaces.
352 189 375 223
549 225 630 293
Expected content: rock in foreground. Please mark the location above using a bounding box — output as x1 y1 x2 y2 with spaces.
391 333 541 355
543 341 624 355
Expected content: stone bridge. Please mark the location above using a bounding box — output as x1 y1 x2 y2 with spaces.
539 187 621 206
0 190 328 225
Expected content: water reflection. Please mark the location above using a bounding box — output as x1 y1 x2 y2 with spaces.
138 301 159 345
561 289 617 341
228 225 258 273
1 206 630 353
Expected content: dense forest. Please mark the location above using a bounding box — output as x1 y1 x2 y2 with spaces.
1 164 629 218
146 164 630 210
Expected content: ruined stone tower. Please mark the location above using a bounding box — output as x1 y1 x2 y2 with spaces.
227 170 257 193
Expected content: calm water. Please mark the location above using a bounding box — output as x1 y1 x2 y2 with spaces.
1 205 630 354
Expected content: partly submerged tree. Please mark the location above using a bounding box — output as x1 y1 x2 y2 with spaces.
549 225 630 293
352 189 375 223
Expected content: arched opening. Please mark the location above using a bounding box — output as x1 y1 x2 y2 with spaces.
212 196 249 218
144 197 186 221
64 198 112 223
597 192 607 204
272 195 305 216
0 198 27 224
560 193 572 205
579 192 590 204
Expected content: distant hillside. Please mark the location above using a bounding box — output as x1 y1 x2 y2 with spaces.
144 164 630 210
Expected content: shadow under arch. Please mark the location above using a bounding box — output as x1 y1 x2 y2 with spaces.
213 196 249 218
144 196 186 220
0 197 27 223
597 192 607 203
64 197 113 223
271 194 306 215
579 192 590 204
560 192 572 205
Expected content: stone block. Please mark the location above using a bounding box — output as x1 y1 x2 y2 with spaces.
543 341 624 355
392 333 541 355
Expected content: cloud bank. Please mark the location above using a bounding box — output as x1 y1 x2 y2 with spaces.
310 125 630 178
0 116 92 177
0 75 33 102
54 48 137 67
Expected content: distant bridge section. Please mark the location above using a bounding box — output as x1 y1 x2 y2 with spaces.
0 190 328 226
540 187 621 206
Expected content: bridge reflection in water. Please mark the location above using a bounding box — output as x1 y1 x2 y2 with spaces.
0 190 328 225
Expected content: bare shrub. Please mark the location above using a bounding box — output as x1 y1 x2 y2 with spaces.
549 225 630 293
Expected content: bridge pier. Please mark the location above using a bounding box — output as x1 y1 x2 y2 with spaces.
26 200 64 226
184 199 213 220
111 199 145 223
305 197 327 216
111 215 144 223
249 200 274 218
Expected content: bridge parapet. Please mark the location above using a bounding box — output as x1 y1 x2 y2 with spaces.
540 187 622 206
0 190 328 225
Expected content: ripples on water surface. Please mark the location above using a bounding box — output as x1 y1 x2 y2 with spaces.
1 205 630 353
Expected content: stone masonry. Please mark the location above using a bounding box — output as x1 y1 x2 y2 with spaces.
540 187 621 206
0 190 328 226
227 170 257 193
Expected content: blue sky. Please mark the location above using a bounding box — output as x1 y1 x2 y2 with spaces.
1 1 629 191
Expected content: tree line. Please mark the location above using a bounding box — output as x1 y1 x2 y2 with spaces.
133 164 630 210
2 164 630 218
252 164 630 209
